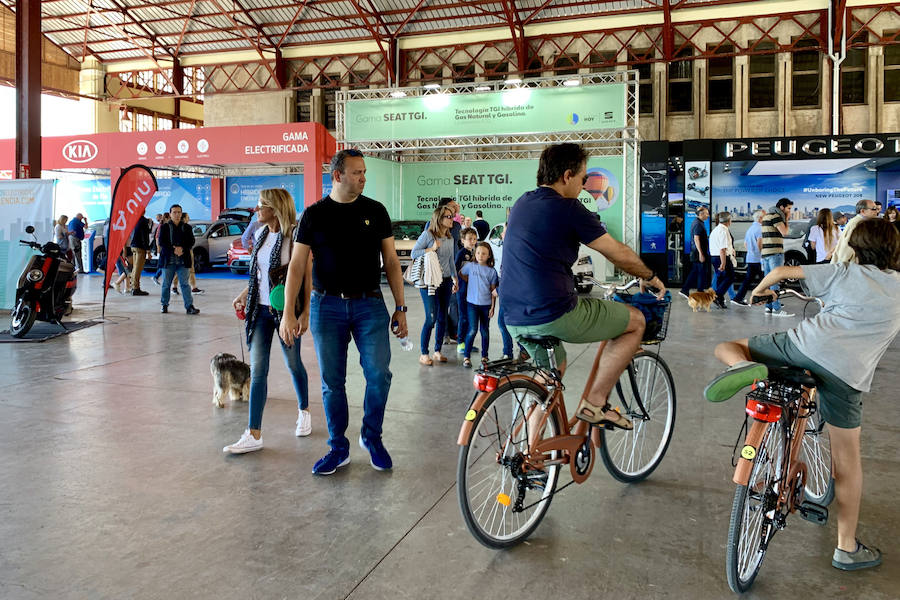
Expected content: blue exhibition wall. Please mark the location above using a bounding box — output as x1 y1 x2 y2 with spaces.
711 160 876 219
226 174 334 212
876 161 900 208
56 179 111 222
56 177 213 222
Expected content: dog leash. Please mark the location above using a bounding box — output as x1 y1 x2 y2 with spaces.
237 320 246 363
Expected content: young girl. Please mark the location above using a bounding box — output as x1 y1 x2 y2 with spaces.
459 242 499 368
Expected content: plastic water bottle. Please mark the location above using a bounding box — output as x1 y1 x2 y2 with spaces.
393 320 413 351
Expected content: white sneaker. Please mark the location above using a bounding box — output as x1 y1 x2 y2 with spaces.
767 309 795 318
223 430 263 454
295 409 312 437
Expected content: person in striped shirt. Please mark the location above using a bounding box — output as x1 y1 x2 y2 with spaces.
760 197 794 317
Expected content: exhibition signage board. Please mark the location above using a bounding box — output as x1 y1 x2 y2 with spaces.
0 122 335 171
345 84 626 141
399 157 624 241
0 179 54 309
714 133 900 161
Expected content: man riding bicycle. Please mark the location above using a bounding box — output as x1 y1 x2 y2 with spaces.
705 217 900 571
500 143 666 430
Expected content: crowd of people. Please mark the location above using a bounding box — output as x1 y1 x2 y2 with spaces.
679 197 895 317
48 143 899 574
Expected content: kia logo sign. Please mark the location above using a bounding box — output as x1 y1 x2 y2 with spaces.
62 140 99 163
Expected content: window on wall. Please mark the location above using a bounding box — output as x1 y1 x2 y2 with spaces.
321 74 339 130
589 51 617 73
792 37 821 108
748 42 777 109
483 60 509 80
707 45 734 111
883 36 900 102
134 111 154 132
842 36 867 105
420 64 443 82
554 53 579 76
668 47 693 113
452 63 475 83
627 49 654 115
349 70 370 88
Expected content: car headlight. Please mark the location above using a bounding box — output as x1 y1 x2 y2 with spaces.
26 269 43 282
576 256 592 266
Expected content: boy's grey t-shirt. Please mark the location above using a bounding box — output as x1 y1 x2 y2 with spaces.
790 263 900 391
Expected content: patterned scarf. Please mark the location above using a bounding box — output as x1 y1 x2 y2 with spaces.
244 225 283 345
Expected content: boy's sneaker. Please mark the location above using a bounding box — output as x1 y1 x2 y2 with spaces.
192 288 205 295
359 435 393 471
731 298 748 306
152 275 161 286
223 430 263 454
457 342 466 354
312 448 350 475
766 309 795 317
678 290 690 299
295 409 312 437
832 540 882 571
703 361 769 403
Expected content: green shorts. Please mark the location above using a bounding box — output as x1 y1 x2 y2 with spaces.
507 297 632 368
748 331 863 429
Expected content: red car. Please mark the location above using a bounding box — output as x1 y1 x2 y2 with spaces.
227 239 251 274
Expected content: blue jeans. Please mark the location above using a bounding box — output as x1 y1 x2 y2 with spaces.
160 257 193 309
733 262 763 303
456 285 469 342
680 258 710 294
760 254 784 311
497 303 514 358
465 303 491 359
310 291 392 452
419 277 452 355
711 256 734 302
248 308 309 431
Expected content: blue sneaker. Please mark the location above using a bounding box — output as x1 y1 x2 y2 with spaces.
359 435 393 471
312 448 350 476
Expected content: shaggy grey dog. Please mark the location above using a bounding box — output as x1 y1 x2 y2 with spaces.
210 353 250 408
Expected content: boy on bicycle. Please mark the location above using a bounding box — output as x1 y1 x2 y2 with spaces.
705 218 900 571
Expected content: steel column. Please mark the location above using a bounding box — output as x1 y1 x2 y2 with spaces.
15 0 41 179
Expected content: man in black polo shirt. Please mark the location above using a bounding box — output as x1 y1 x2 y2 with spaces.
679 206 710 298
279 149 408 476
129 208 152 296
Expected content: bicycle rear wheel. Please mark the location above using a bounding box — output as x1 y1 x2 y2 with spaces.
457 379 562 549
801 407 834 506
726 420 785 594
599 353 676 483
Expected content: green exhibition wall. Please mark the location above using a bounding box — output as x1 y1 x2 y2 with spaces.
390 156 625 241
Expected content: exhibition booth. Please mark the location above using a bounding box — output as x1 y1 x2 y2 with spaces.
639 133 900 284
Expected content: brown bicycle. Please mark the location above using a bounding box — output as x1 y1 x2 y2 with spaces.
725 290 834 593
456 280 676 548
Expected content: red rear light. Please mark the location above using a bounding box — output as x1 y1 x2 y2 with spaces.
745 399 782 422
473 374 498 392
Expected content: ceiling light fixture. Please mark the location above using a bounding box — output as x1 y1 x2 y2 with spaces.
423 83 441 90
562 79 580 87
390 90 407 98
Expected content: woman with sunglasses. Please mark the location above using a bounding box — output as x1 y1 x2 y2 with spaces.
411 206 459 365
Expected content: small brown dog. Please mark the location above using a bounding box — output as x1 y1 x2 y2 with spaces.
688 288 716 312
210 353 250 407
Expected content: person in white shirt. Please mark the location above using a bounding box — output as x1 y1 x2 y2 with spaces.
808 208 841 263
709 211 736 309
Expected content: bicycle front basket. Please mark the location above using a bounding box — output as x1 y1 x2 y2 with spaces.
613 291 672 344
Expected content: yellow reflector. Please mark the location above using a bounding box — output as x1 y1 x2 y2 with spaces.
465 409 477 421
741 445 757 460
496 493 511 506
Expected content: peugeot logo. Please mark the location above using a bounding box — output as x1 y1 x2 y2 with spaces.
62 140 98 163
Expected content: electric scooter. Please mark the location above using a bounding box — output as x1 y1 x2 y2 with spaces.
9 225 78 338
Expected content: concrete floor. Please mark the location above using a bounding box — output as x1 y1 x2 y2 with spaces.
1 272 897 600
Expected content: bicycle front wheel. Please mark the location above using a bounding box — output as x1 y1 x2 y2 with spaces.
801 407 834 506
726 420 785 594
599 353 676 483
457 379 562 549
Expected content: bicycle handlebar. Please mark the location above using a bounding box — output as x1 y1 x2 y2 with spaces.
751 288 822 306
591 278 642 296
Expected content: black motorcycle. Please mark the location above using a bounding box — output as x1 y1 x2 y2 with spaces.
9 225 78 338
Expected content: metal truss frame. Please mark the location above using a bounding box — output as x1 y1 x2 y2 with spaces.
335 71 640 249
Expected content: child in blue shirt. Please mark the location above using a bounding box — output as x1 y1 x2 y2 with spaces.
459 242 499 367
455 228 478 354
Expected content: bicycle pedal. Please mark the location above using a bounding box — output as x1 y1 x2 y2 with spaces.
798 501 828 526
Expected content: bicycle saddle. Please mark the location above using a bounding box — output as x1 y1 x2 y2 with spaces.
518 334 561 349
767 366 817 388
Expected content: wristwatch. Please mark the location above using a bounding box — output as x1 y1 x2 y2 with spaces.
395 305 408 313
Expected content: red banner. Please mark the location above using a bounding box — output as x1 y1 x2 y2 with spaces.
103 165 158 315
